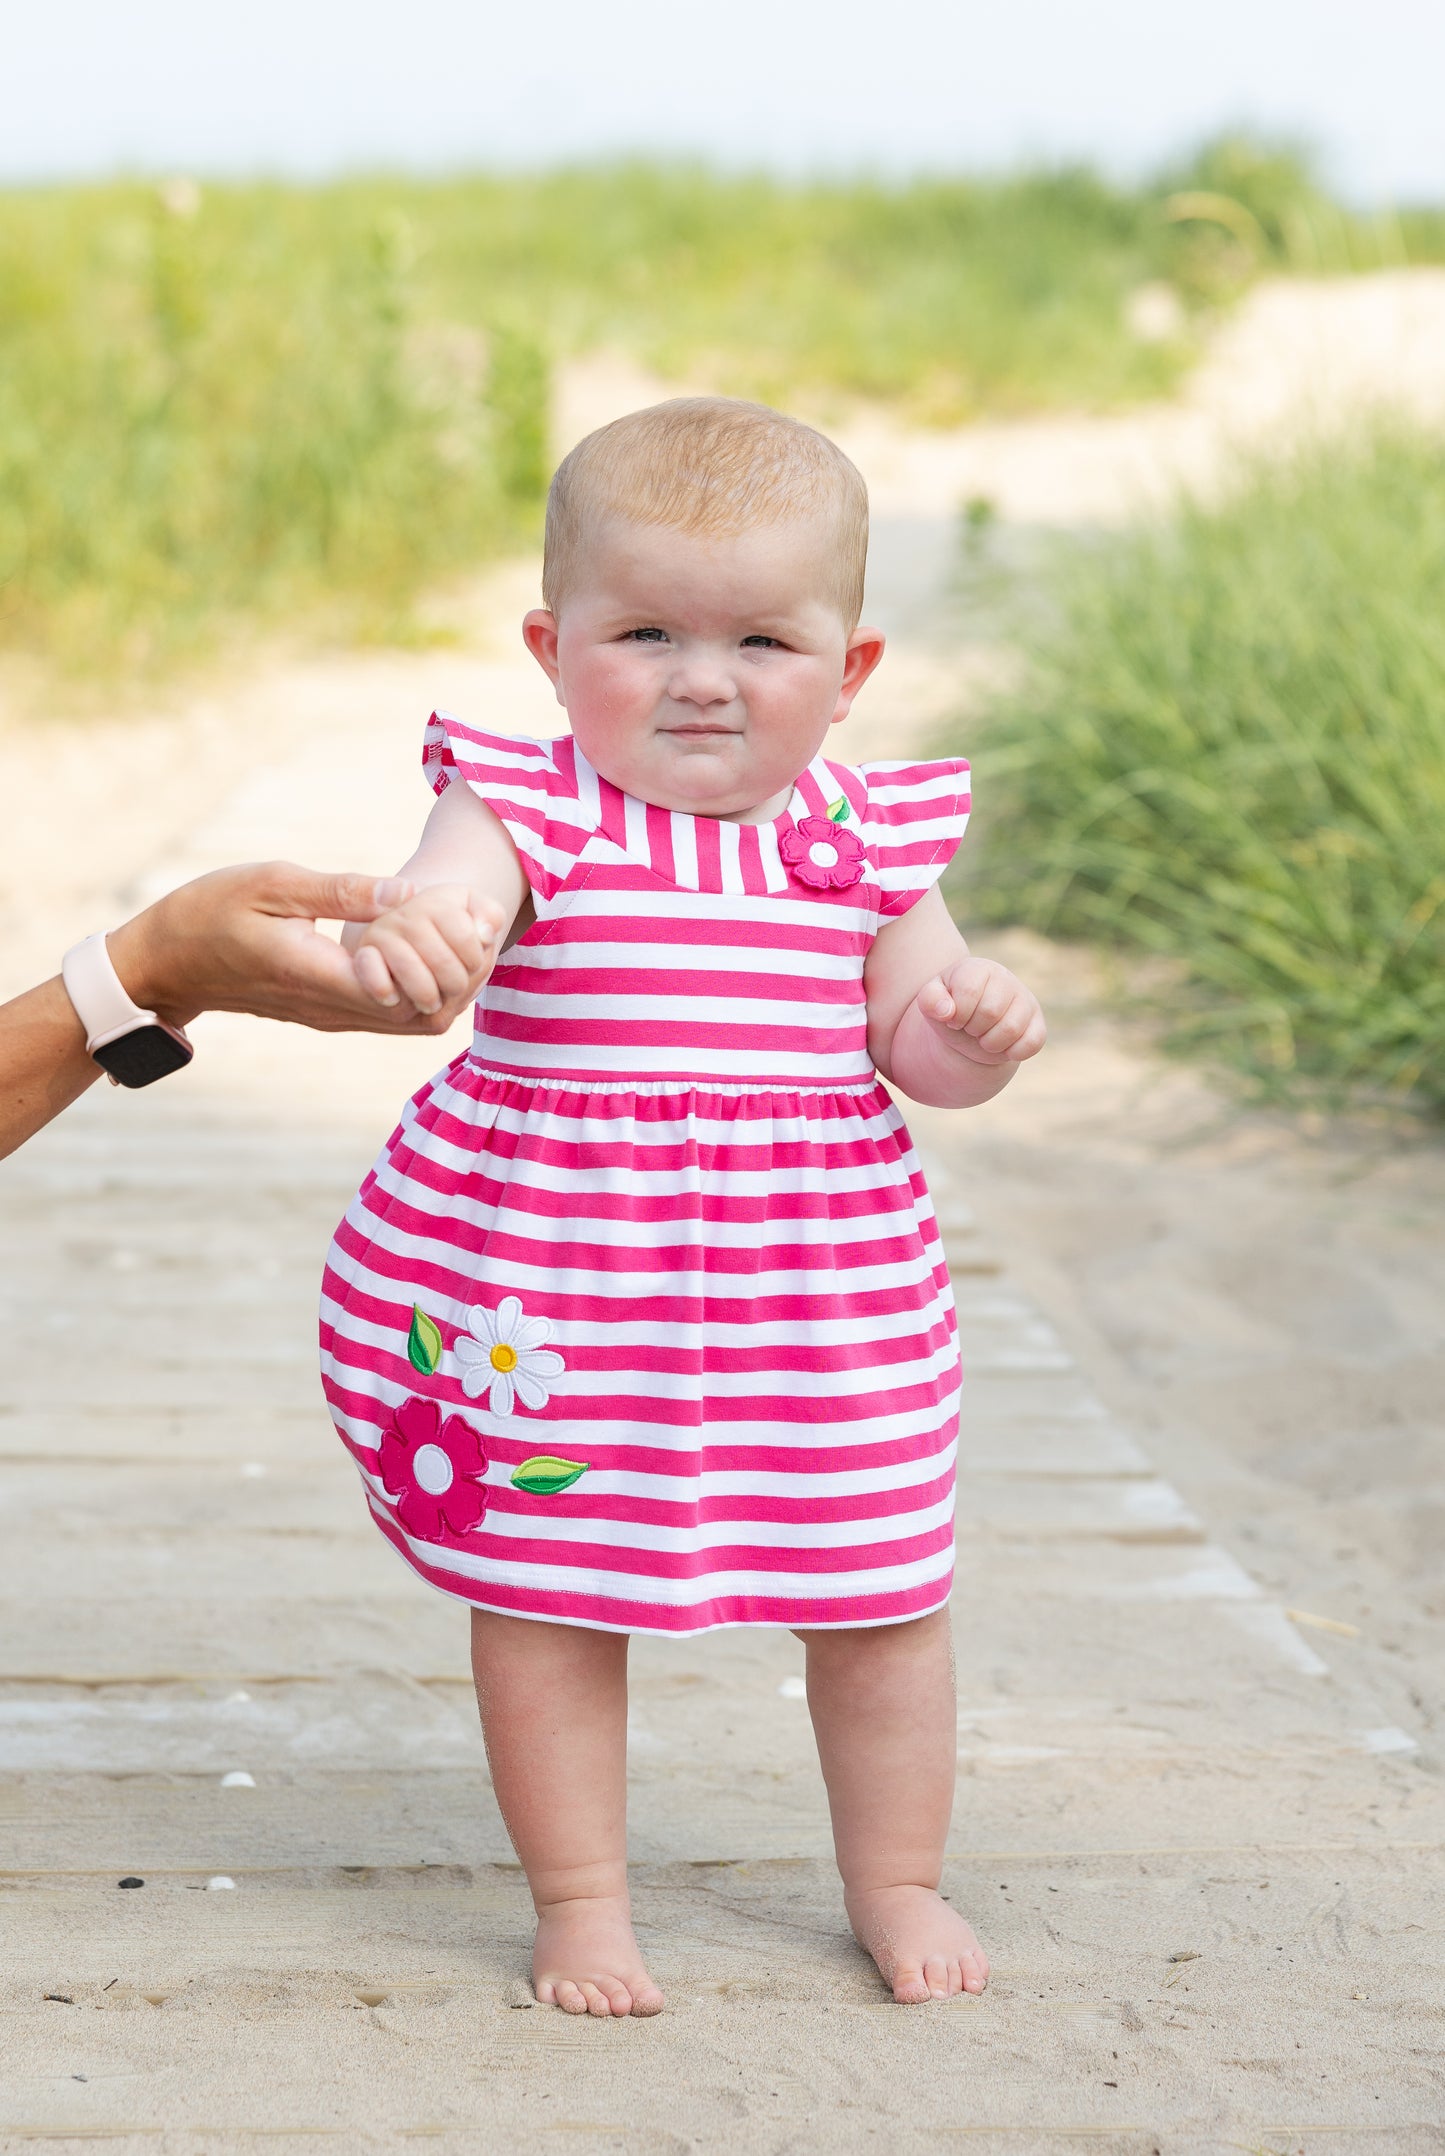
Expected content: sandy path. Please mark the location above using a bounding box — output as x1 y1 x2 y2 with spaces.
2 270 1444 2149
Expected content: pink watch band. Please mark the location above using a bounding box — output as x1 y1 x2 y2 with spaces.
60 931 170 1054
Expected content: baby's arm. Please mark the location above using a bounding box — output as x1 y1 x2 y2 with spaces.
864 885 1046 1109
346 782 529 1014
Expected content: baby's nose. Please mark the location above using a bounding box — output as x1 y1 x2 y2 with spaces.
667 652 737 706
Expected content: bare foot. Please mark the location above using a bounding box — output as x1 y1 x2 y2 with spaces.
846 1884 990 2004
532 1892 664 2017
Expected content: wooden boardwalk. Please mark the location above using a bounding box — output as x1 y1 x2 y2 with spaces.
3 1049 1441 2153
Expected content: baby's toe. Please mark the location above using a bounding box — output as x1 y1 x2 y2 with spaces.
630 1979 665 2017
891 1961 932 2005
554 1980 590 2015
922 1955 951 1999
961 1949 989 1994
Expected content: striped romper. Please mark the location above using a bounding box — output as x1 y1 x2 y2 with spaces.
319 713 971 1635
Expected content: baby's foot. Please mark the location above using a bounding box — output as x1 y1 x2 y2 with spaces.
846 1884 990 2004
533 1892 664 2017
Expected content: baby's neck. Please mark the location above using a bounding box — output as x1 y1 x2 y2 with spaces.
711 783 796 826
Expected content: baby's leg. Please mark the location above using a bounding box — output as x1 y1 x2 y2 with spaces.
796 1607 989 2003
470 1609 662 2016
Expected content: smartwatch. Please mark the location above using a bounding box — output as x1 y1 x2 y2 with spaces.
60 931 194 1089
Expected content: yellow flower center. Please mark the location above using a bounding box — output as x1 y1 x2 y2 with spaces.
489 1342 518 1373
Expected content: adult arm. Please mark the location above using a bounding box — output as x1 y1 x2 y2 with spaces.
0 859 491 1161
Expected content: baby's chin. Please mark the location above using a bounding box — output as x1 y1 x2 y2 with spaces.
592 741 792 823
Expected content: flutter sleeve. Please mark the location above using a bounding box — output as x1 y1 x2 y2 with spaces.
860 757 973 918
421 712 583 903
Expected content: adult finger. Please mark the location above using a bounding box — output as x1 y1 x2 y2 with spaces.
255 864 415 924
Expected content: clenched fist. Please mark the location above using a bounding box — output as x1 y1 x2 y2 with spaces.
914 957 1047 1067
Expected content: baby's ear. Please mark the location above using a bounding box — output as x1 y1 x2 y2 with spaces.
523 610 563 699
832 626 886 723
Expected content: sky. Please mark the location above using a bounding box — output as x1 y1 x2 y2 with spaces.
5 0 1443 202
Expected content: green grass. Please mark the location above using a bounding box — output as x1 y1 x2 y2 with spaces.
0 186 548 668
952 429 1445 1114
2 143 1442 673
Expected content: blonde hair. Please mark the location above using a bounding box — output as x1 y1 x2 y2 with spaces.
543 397 869 627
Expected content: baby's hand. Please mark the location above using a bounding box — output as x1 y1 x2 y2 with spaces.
351 885 505 1017
915 957 1046 1067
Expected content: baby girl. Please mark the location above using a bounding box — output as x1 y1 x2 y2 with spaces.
320 397 1046 2017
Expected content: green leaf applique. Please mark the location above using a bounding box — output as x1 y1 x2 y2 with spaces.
511 1456 589 1495
827 795 851 824
407 1304 443 1376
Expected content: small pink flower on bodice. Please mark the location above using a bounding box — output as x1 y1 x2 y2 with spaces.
779 816 867 891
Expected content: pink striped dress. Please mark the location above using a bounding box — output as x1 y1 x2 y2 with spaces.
319 714 971 1635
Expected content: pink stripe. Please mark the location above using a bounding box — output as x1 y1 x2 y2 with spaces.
494 963 866 1004
476 1012 866 1055
325 1245 951 1336
323 1376 955 1485
366 1502 953 1632
694 817 722 888
365 1496 954 1582
549 913 869 955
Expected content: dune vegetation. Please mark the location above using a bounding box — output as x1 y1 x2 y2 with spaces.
2 140 1440 669
954 428 1445 1114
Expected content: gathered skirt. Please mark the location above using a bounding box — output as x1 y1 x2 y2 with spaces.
319 1056 960 1635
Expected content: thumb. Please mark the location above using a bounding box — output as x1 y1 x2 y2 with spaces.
917 975 956 1023
262 866 415 922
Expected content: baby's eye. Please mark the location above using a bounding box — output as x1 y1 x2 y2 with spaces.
741 634 782 649
624 626 668 644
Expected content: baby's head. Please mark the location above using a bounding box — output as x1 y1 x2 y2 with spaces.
523 398 884 821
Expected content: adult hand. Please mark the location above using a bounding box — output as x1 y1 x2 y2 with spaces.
107 861 496 1035
1 860 495 1160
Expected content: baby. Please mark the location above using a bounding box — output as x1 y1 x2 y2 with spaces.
321 398 1045 2017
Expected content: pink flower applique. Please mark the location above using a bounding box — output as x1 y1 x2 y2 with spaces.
780 815 867 892
378 1394 489 1542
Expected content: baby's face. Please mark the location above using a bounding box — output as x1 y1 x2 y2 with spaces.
524 516 882 821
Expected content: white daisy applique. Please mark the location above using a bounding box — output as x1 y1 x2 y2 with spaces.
455 1296 565 1417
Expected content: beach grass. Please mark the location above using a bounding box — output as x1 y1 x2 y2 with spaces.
4 143 1440 672
951 427 1445 1114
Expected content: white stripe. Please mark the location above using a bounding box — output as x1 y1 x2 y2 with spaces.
326 1367 957 1454
460 1039 877 1079
480 987 863 1029
352 1448 955 1514
759 824 789 894
324 1279 954 1355
368 1501 955 1608
500 939 865 981
469 1492 956 1556
432 1072 908 1132
363 1158 939 1253
330 1232 945 1308
669 812 698 888
718 816 743 894
557 885 875 931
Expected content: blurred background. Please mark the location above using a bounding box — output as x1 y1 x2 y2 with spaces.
2 0 1443 1116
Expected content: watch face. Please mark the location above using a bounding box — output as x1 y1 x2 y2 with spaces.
93 1024 194 1089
